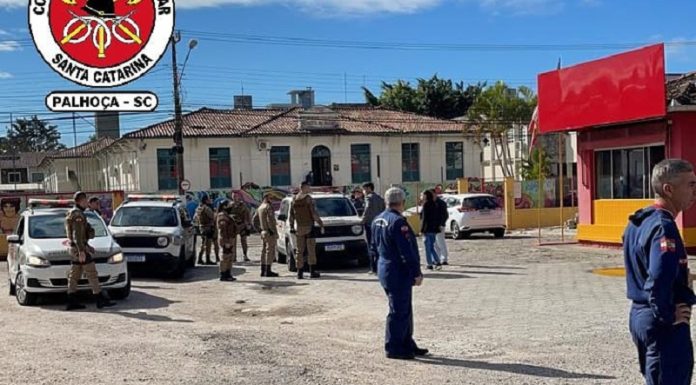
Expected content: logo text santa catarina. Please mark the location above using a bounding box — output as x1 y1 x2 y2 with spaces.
29 0 174 88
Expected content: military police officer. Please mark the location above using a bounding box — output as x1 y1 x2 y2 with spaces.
289 181 324 279
195 195 216 266
65 191 116 311
624 159 696 384
216 200 237 282
230 193 252 263
258 193 279 278
371 187 428 360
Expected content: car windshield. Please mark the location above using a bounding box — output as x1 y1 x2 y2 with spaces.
315 198 356 217
111 206 179 227
29 213 108 239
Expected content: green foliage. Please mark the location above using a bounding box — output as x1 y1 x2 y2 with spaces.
520 148 552 181
4 116 66 153
363 75 483 119
467 81 537 138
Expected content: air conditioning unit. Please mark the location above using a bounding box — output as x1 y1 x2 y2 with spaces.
257 141 269 151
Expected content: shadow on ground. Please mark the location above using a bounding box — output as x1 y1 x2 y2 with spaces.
419 356 615 380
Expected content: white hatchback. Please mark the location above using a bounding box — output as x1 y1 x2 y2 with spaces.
6 200 129 306
442 193 506 239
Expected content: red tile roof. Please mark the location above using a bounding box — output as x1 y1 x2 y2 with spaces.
52 138 117 159
124 106 467 139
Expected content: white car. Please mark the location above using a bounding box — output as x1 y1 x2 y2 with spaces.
275 193 368 271
109 195 195 278
442 194 506 239
6 199 129 306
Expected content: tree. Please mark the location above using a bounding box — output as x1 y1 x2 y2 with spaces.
467 81 536 179
363 75 483 119
5 116 66 153
520 148 552 180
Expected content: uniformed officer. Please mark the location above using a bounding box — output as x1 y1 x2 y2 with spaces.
371 187 428 360
624 159 696 384
230 193 252 263
65 191 116 311
194 195 216 266
289 182 324 279
216 200 237 282
258 193 279 278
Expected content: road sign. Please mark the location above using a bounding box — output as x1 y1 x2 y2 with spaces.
180 179 191 191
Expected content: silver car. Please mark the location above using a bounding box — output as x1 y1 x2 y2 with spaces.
6 200 129 306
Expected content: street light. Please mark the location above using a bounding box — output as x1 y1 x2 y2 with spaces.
171 32 197 195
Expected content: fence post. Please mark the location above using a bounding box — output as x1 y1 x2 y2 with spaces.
504 177 514 230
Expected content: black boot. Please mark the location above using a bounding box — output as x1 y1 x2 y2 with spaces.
261 265 267 277
220 271 236 282
65 294 86 311
206 256 215 266
197 255 204 265
309 265 321 279
266 265 279 278
297 265 304 280
96 291 116 309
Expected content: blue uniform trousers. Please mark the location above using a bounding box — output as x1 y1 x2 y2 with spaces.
381 278 416 356
630 303 694 385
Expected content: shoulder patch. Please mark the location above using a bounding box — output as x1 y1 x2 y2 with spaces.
660 237 677 252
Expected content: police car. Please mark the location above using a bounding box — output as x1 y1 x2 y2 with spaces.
109 195 195 278
6 199 129 306
276 193 369 271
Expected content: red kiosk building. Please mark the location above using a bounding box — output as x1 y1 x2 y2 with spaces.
537 44 696 251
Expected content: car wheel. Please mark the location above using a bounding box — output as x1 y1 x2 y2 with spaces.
110 276 131 300
15 272 37 306
168 252 187 279
452 222 464 240
493 229 505 239
287 241 297 273
277 246 287 265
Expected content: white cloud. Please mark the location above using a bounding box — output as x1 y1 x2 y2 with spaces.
0 29 9 36
0 0 23 8
474 0 565 15
0 71 12 79
0 40 20 52
176 0 443 14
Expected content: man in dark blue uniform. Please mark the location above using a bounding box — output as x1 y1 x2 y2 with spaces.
371 187 428 360
624 159 696 385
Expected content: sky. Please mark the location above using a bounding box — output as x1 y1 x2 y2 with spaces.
0 0 694 146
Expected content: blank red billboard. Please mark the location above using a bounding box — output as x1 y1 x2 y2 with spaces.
538 44 666 133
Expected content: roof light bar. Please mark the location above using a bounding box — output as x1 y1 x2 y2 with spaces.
28 199 74 208
126 194 182 202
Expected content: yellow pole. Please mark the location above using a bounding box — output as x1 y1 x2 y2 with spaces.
559 133 565 243
98 26 105 58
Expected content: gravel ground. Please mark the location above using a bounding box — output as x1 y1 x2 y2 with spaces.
0 230 676 385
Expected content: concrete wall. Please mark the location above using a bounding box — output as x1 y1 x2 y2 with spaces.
42 158 102 193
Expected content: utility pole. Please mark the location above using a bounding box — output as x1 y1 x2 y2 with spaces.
171 31 185 195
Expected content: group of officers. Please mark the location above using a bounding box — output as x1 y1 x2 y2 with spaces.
61 158 696 378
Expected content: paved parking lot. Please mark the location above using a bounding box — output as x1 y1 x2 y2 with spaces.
0 232 671 384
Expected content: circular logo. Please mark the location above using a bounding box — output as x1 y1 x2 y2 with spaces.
29 0 174 88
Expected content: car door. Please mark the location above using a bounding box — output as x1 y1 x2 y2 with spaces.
445 197 462 230
277 200 290 253
7 217 24 282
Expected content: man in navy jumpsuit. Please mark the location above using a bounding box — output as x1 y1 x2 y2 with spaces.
624 159 696 385
371 187 428 360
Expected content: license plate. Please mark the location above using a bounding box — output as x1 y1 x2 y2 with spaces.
126 254 146 263
325 244 345 252
479 210 491 215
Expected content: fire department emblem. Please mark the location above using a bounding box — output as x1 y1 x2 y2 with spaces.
29 0 174 87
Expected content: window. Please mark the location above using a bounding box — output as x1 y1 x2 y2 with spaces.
157 149 177 191
31 173 44 183
209 148 231 189
1 168 27 184
111 207 179 227
402 143 420 182
30 213 107 239
351 144 371 184
445 142 464 180
595 145 665 199
270 146 291 186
